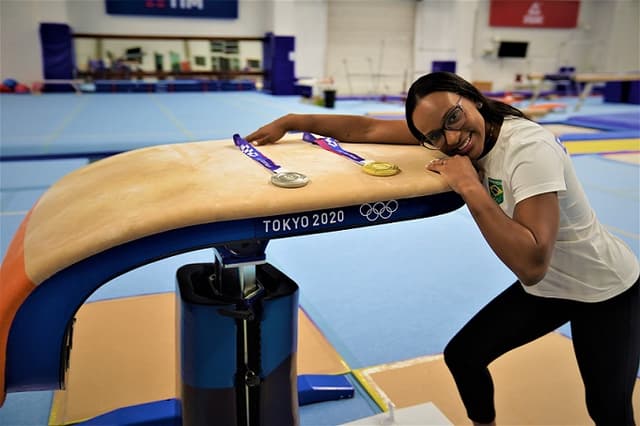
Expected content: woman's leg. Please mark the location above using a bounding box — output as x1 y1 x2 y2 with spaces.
570 278 640 426
444 282 574 424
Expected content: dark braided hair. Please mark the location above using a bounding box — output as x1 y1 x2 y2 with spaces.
405 71 529 144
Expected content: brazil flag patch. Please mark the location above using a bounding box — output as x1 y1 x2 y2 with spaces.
488 177 504 204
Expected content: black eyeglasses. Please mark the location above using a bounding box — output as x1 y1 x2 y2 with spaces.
421 95 465 150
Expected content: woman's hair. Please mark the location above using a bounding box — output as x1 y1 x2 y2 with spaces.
405 71 528 143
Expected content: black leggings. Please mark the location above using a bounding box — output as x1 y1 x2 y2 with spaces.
444 277 640 425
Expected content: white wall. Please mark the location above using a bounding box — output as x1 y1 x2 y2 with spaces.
278 1 328 82
1 0 638 92
0 0 70 83
460 0 639 91
603 0 640 73
326 0 415 95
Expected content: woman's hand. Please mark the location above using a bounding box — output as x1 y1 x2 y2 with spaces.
244 115 291 146
426 155 482 195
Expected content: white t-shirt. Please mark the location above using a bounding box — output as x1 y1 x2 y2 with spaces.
476 117 639 302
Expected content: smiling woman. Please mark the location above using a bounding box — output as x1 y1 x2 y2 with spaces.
244 71 640 426
418 95 465 150
405 72 529 161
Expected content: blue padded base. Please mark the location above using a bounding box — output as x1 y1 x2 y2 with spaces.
298 374 355 406
78 374 356 425
79 399 181 425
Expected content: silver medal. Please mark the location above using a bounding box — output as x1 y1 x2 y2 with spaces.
270 171 310 188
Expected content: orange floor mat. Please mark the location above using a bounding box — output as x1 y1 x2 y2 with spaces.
49 292 348 425
356 332 639 425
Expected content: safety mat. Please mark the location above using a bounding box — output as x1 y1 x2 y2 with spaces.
49 292 348 425
542 123 602 136
355 332 639 425
566 112 640 131
564 138 640 155
342 402 452 425
603 151 640 164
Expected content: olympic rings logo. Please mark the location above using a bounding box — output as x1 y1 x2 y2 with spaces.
359 200 399 222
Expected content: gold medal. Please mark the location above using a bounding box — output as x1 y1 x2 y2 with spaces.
362 161 400 177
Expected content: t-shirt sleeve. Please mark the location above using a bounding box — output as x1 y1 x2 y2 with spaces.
507 139 567 205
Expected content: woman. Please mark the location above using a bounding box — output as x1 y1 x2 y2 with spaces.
245 71 639 425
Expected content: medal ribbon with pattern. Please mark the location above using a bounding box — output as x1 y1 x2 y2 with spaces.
302 132 400 177
233 134 309 188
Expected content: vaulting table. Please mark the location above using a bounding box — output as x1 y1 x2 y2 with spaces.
0 134 463 424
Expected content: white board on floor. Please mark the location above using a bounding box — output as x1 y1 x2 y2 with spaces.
341 402 452 426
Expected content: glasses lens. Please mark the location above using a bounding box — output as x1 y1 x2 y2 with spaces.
421 99 464 150
422 140 439 150
444 105 465 130
424 130 444 149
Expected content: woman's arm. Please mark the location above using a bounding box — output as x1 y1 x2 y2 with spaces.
464 185 559 286
244 113 418 145
428 155 559 286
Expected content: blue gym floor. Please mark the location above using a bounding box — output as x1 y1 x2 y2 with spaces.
0 92 638 425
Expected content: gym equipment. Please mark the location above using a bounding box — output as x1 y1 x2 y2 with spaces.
0 135 463 422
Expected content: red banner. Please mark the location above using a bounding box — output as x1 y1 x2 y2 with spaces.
490 1 580 28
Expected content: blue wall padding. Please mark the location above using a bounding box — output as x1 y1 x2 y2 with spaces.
262 33 296 95
630 81 640 104
39 23 74 80
604 81 640 104
604 82 625 103
431 61 456 73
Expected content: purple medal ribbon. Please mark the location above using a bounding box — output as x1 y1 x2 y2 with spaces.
302 132 367 165
233 134 310 188
233 134 282 173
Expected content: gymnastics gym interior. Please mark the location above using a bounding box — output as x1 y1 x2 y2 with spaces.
0 1 638 425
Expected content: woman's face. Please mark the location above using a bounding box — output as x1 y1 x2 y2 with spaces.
411 91 487 160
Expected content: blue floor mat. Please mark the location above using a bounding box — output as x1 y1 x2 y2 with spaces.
0 159 88 190
572 155 639 252
565 111 640 131
267 208 515 369
0 391 53 426
0 92 359 158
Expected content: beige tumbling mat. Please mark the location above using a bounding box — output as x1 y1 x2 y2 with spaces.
542 123 602 136
49 292 349 425
603 152 640 164
356 332 639 425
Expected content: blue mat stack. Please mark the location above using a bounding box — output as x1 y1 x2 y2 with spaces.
93 79 256 93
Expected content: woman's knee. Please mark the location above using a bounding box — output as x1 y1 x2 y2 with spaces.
444 334 470 374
